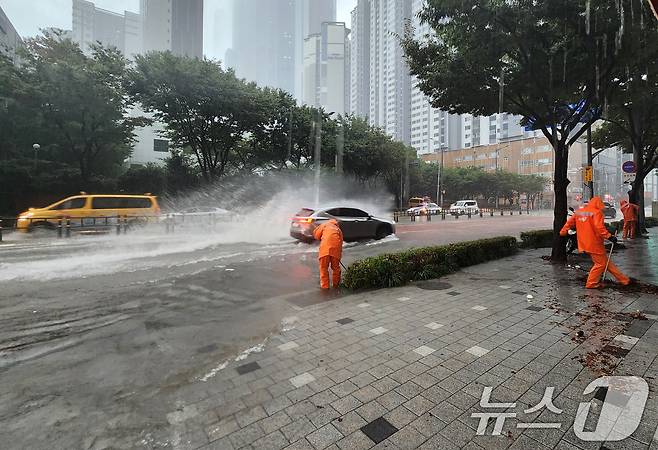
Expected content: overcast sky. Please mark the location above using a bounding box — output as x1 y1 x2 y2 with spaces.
0 0 356 60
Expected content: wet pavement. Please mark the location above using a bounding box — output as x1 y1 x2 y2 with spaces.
1 217 656 449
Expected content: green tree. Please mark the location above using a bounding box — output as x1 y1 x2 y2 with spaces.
402 0 623 261
591 3 658 233
128 52 273 182
22 31 145 183
118 163 166 195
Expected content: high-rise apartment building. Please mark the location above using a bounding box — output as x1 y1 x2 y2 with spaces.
0 6 23 63
141 0 203 58
366 0 411 144
303 22 349 114
349 0 370 118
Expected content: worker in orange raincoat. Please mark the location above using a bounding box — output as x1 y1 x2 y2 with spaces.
313 219 344 289
620 199 640 240
560 196 630 289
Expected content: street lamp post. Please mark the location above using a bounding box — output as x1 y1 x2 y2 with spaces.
436 145 444 207
336 117 344 175
314 112 322 207
32 143 40 171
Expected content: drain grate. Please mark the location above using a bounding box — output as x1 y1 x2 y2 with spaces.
416 280 453 291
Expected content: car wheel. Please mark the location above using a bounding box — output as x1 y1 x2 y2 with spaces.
28 221 56 232
375 225 391 240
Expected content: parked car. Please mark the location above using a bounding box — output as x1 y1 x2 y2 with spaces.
603 202 617 219
290 206 395 242
16 194 161 232
449 200 480 216
406 202 441 216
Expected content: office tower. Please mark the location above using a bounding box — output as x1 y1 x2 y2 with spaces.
230 0 296 93
303 22 348 114
295 0 337 98
141 0 203 58
228 0 336 97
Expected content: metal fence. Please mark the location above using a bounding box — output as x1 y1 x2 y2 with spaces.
392 207 534 223
0 212 235 241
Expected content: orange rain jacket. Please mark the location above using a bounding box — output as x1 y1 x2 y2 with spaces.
620 200 639 222
560 196 611 255
313 219 344 259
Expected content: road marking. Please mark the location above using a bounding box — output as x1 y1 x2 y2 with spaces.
466 346 490 357
369 327 388 335
290 372 315 388
278 342 299 351
414 346 436 357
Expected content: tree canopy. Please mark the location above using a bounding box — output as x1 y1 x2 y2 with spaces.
402 0 639 260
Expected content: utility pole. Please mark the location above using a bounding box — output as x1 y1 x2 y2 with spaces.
336 118 344 174
496 67 505 209
586 124 594 200
286 108 293 164
33 143 40 171
314 111 322 207
436 147 444 207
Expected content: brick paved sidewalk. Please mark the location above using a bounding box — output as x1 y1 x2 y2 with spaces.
159 239 658 450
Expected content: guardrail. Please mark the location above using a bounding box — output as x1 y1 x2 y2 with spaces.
392 207 535 223
0 212 234 240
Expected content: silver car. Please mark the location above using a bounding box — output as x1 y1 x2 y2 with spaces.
290 206 396 242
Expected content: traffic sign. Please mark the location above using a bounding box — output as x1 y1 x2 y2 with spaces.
623 172 636 184
622 161 637 173
583 165 593 182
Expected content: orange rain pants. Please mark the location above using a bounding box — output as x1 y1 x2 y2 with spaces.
313 219 344 289
560 197 630 289
623 220 637 239
586 252 630 289
319 256 341 289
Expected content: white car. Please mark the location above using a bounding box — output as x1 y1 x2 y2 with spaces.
449 200 480 216
406 202 442 216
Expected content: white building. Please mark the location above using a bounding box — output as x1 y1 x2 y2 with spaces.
141 0 203 58
0 6 23 63
72 0 126 55
303 22 349 114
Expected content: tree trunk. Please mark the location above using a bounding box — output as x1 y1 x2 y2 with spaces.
630 139 646 235
551 141 569 261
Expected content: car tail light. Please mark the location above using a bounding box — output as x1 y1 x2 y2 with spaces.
292 217 315 224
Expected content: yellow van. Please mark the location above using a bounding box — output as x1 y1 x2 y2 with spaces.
16 194 161 232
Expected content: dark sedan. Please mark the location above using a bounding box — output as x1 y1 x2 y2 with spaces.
603 202 617 219
290 206 396 242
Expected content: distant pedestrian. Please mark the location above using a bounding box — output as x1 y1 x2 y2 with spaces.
620 199 640 240
560 196 630 289
313 219 344 290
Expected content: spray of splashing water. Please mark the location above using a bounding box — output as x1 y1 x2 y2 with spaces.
1 171 394 281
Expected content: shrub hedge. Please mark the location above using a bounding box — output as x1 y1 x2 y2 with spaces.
519 230 554 249
342 236 518 290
